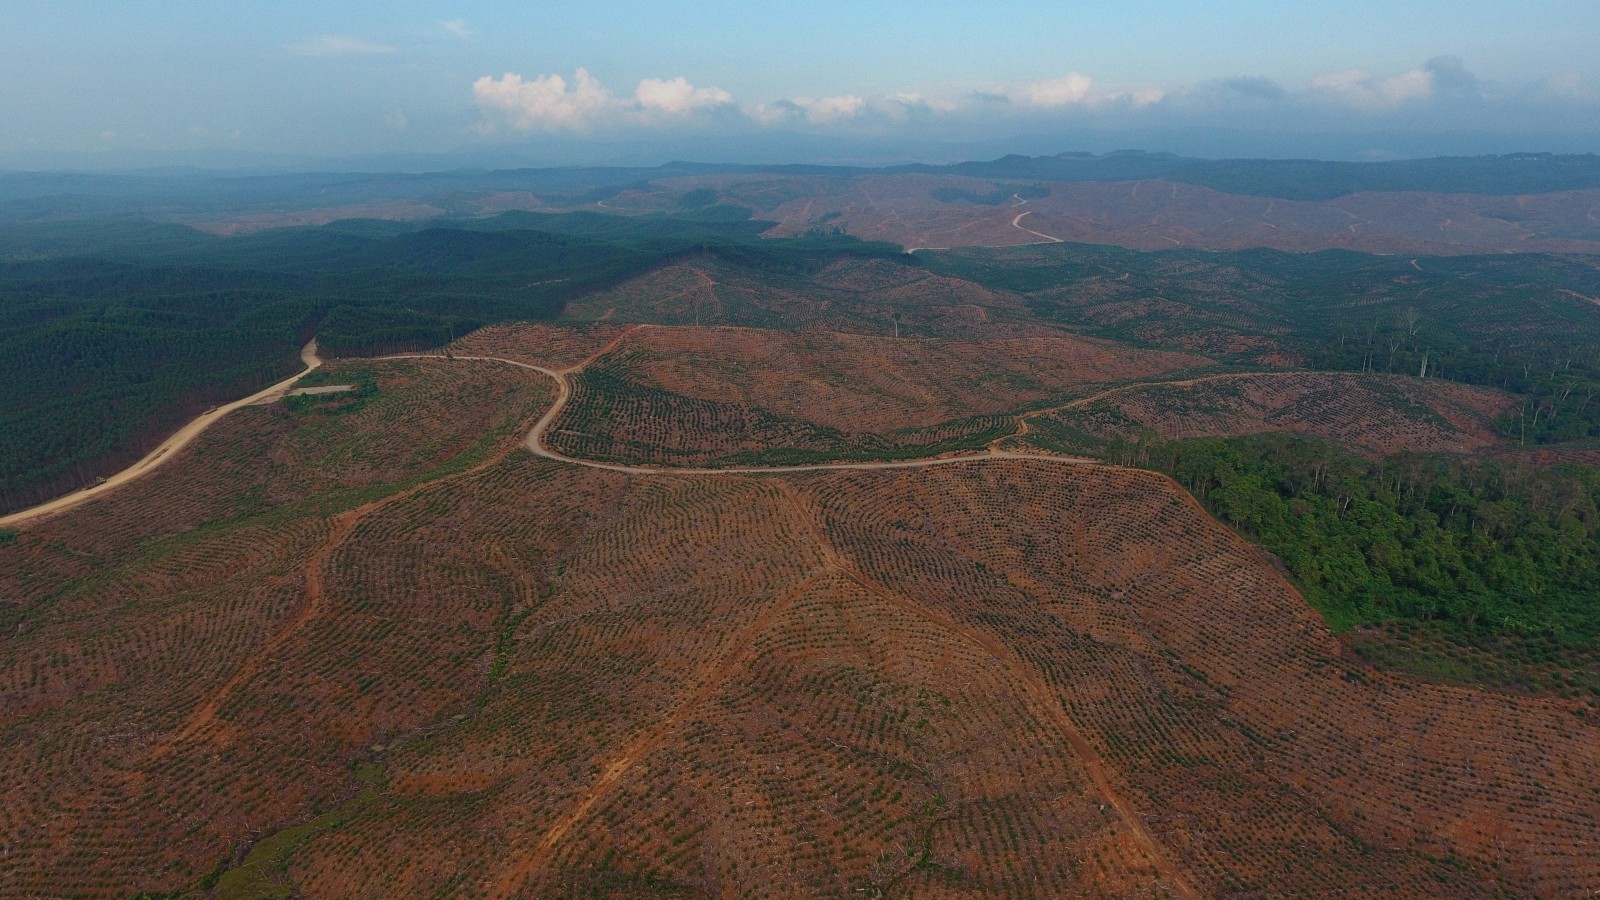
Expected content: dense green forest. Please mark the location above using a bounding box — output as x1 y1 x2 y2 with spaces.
1102 431 1600 688
0 210 903 512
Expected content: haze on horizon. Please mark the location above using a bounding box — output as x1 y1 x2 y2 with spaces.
4 0 1599 170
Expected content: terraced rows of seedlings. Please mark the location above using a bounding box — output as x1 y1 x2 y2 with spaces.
799 461 1600 896
449 322 638 371
549 353 1012 467
264 358 550 495
606 325 1211 432
285 469 834 896
4 339 1594 897
1036 372 1515 456
560 262 835 331
0 361 552 897
558 258 1049 338
275 463 1195 897
534 573 1174 897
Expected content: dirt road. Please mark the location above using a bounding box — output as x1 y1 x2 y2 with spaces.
1011 210 1063 244
5 331 1196 892
384 347 1096 477
0 340 323 529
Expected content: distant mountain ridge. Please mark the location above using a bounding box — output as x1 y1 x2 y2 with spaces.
5 152 1600 226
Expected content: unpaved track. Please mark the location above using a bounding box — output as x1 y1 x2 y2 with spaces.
387 344 1198 895
1009 192 1064 245
1 340 323 529
148 387 552 762
489 569 828 898
906 194 1064 254
17 328 1199 889
1011 210 1064 245
780 486 1200 899
386 343 1098 477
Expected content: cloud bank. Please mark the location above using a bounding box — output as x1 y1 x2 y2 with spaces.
470 59 1599 138
472 70 736 131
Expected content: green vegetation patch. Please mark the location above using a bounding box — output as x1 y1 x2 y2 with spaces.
1351 620 1600 697
211 762 386 899
1106 431 1600 662
0 211 904 515
284 369 379 415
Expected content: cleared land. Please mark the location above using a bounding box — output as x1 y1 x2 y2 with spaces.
559 256 1032 338
510 323 1210 466
658 172 1600 255
1022 371 1516 457
2 325 1596 898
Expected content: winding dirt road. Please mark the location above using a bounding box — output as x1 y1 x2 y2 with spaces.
3 329 1113 531
392 341 1190 898
0 340 323 529
3 325 1228 530
380 342 1203 894
385 344 1095 478
906 192 1063 254
1010 193 1065 245
6 326 1199 893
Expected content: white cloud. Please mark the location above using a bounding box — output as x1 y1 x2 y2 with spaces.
474 70 736 131
467 58 1520 137
439 19 472 39
740 92 947 127
791 94 866 124
635 77 733 115
1311 67 1433 108
1011 73 1094 108
290 35 397 58
473 69 617 131
384 110 409 132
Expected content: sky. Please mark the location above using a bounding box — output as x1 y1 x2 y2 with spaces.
3 1 1599 169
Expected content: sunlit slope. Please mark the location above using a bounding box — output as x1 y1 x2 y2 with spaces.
3 327 1597 897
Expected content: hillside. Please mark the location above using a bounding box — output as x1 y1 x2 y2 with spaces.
1023 371 1515 457
2 324 1597 897
742 175 1600 255
2 175 1599 898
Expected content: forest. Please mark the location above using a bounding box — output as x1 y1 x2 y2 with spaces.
1102 431 1600 669
0 209 902 512
928 243 1600 444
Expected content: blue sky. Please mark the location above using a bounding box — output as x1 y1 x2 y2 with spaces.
3 1 1598 167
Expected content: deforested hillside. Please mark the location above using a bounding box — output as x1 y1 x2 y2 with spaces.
2 324 1596 898
1025 371 1515 457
